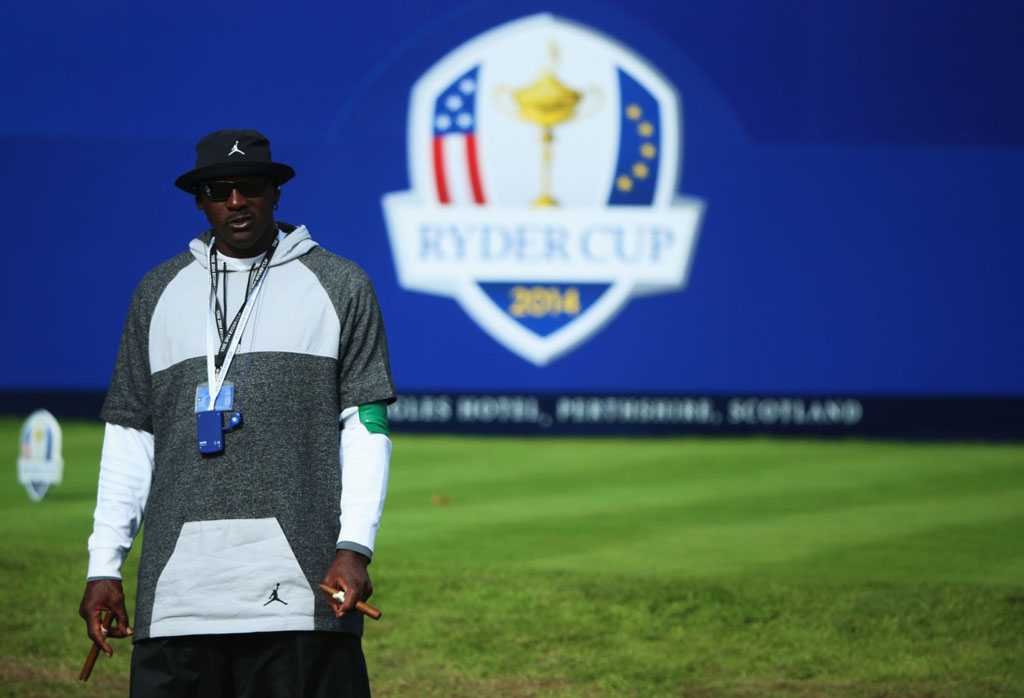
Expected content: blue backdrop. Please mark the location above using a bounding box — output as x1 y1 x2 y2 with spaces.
1 0 1022 400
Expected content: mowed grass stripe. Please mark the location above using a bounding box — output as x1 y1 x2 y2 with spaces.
513 492 1024 578
385 460 1024 532
387 437 1022 510
391 437 1023 485
389 488 1023 580
743 517 1024 584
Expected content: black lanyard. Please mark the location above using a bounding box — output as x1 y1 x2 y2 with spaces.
208 236 279 370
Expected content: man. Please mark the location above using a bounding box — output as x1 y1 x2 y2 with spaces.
78 129 396 697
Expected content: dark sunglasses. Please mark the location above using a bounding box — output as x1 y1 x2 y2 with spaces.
201 176 271 201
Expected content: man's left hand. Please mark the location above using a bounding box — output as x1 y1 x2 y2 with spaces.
321 549 372 618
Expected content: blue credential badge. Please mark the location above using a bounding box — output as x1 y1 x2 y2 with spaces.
195 383 241 455
195 382 235 413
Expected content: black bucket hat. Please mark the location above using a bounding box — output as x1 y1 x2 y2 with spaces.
175 129 295 193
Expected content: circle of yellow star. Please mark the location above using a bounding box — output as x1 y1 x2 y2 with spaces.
625 104 642 120
632 162 649 179
616 175 634 192
640 143 657 159
638 121 654 137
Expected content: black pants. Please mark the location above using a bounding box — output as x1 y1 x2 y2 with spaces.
129 631 371 698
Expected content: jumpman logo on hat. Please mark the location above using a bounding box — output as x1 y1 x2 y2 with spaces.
228 140 245 156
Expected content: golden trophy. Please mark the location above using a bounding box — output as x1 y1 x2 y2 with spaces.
497 43 600 207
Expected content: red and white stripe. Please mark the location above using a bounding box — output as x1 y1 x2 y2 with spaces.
433 133 485 205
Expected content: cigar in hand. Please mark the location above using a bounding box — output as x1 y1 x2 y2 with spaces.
317 584 382 620
79 611 115 681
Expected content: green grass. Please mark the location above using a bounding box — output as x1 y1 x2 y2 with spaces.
1 418 1022 696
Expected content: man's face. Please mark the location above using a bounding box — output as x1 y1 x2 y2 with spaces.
196 176 279 258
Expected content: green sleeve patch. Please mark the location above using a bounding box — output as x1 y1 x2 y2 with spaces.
358 401 390 435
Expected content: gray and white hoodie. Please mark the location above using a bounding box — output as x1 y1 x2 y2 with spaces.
89 224 396 640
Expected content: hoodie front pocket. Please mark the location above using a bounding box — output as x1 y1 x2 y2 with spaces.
149 518 315 637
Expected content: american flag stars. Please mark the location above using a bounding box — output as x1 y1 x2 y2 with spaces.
434 76 478 135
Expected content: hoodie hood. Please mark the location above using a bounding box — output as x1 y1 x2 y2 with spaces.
189 223 318 269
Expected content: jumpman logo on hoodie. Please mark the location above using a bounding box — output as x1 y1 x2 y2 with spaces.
263 583 288 606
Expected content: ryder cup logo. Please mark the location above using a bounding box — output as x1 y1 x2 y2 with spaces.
382 14 705 365
17 409 64 502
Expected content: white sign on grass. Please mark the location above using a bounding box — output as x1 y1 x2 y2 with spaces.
17 409 63 502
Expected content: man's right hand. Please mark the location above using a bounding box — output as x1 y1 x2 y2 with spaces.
78 579 132 657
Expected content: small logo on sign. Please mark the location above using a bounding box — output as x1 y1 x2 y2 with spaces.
17 409 63 502
382 13 705 365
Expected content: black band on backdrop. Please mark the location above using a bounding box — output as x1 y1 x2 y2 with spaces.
2 391 1021 440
